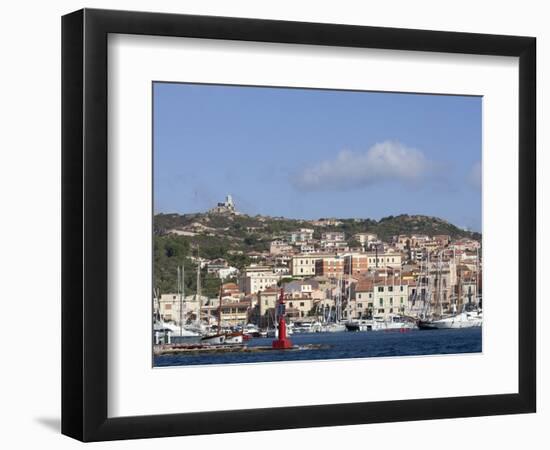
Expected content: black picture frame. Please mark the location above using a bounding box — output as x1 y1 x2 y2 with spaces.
62 8 536 442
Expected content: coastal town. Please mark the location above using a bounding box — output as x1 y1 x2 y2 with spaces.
153 195 482 349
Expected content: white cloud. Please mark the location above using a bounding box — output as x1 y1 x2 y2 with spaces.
292 141 433 191
468 161 482 190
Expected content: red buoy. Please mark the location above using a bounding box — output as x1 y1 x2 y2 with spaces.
272 288 293 349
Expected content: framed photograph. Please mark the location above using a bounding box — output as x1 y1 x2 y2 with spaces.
62 8 536 442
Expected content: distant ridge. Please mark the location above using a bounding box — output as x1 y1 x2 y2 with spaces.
154 211 481 244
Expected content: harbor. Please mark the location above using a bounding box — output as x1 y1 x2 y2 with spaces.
154 328 482 367
153 195 483 366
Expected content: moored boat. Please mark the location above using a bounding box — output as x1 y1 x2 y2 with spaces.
201 333 226 345
418 305 482 330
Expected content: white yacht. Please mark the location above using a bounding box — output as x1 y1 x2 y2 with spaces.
419 305 482 329
345 314 417 331
321 322 347 333
153 320 200 337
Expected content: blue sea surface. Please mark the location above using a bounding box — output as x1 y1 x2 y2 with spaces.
154 328 482 367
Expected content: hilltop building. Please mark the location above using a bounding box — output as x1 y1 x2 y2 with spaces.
209 194 239 215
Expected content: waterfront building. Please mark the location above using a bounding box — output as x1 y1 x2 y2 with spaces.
350 277 410 320
156 293 206 325
219 299 252 326
255 286 280 327
286 295 315 319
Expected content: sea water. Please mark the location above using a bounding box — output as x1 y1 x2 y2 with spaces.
154 327 482 367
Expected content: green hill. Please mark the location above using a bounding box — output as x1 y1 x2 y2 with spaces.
153 212 480 296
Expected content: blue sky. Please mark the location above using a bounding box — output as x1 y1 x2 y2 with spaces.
154 83 482 231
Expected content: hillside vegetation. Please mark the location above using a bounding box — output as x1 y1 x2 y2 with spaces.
153 212 480 296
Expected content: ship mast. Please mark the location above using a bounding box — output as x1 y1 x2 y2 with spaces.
218 284 223 333
177 266 184 336
195 246 201 328
476 246 481 307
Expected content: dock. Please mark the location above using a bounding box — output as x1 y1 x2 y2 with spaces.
154 343 329 356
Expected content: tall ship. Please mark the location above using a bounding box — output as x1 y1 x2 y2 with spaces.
417 250 482 330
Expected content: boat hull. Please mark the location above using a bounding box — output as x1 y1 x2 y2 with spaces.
419 311 482 330
201 334 226 345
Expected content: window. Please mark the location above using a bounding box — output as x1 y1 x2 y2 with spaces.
400 286 404 292
378 286 384 292
172 295 176 300
300 302 304 307
378 309 385 314
369 293 372 298
400 297 404 304
389 298 393 305
368 303 373 308
388 286 393 292
379 298 383 307
289 302 293 307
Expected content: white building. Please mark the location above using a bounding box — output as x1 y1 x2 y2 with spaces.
238 266 281 294
209 194 238 214
217 266 239 280
291 255 317 277
289 228 314 243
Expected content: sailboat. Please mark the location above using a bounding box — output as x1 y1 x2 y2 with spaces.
198 257 226 345
320 271 346 332
418 252 482 329
175 265 201 337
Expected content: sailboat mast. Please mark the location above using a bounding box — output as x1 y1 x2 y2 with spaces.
177 266 182 336
348 254 352 319
196 246 201 327
437 253 443 316
476 246 480 306
218 284 223 332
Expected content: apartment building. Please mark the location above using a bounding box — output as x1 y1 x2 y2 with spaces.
291 255 317 277
315 255 344 278
343 253 369 276
238 266 280 294
289 228 314 243
350 279 410 320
